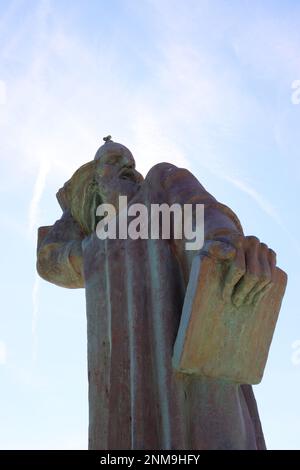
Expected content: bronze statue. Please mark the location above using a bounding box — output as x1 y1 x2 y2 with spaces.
37 138 287 450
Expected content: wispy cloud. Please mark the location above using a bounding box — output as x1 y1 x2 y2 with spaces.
209 167 300 258
28 159 50 236
223 174 281 223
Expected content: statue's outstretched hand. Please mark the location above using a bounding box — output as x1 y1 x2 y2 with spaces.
202 236 277 308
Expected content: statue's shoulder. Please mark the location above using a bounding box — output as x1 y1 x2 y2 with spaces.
145 162 195 188
143 162 214 206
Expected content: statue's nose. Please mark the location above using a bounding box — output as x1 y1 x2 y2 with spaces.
120 152 135 168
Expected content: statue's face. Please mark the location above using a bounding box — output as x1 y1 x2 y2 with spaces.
60 144 144 235
95 146 144 208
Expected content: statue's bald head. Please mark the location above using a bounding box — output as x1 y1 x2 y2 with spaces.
94 137 136 169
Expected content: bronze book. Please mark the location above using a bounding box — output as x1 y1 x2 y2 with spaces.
173 253 287 384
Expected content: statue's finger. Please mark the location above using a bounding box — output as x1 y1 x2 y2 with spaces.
268 248 277 282
250 247 276 306
253 282 273 306
244 279 270 305
232 237 260 307
222 244 245 302
244 243 272 305
244 236 260 273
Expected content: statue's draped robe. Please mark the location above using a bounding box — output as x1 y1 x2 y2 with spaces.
37 163 266 450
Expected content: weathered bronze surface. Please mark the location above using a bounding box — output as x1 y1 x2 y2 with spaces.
37 138 287 450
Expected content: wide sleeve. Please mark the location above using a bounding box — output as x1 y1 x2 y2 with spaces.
37 210 85 289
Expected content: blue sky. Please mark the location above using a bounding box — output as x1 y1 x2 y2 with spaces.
0 0 300 449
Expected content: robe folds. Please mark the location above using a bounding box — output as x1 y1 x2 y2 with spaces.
37 162 266 450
